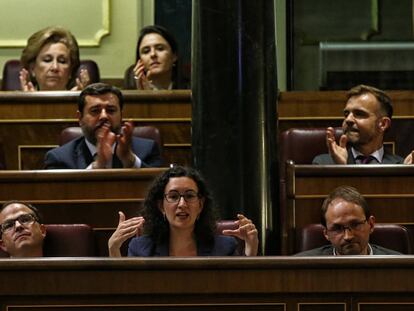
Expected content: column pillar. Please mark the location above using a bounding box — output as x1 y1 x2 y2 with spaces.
192 0 279 254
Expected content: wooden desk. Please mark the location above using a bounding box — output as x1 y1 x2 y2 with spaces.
284 163 414 254
0 90 191 169
0 257 414 310
0 168 166 255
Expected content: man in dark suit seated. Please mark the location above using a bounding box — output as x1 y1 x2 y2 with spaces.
0 201 46 257
44 83 163 169
313 84 403 164
295 186 400 256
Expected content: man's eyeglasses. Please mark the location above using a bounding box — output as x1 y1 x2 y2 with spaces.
164 190 200 203
326 219 367 235
0 213 39 235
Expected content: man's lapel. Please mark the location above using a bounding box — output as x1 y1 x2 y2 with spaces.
76 138 94 168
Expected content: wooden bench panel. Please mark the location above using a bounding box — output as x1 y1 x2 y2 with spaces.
2 90 414 169
284 163 414 254
0 168 166 256
0 257 414 310
0 91 192 169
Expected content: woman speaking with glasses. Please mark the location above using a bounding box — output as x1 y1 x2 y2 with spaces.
108 166 259 257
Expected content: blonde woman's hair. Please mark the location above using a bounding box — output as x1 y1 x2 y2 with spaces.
21 26 80 89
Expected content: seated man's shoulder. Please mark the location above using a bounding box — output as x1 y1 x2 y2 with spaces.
313 151 404 164
131 136 164 167
294 244 402 256
371 244 402 255
383 152 404 164
48 136 84 154
312 153 335 165
44 136 86 169
293 245 333 256
131 136 156 147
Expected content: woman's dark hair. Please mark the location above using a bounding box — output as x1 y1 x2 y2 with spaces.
143 166 218 246
136 25 178 61
135 25 180 88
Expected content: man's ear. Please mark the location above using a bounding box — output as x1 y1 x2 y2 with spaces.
76 110 82 124
323 227 330 242
0 238 7 253
378 117 391 132
368 215 375 234
40 224 47 239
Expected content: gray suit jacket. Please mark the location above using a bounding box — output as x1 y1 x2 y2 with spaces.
313 149 404 164
294 244 401 256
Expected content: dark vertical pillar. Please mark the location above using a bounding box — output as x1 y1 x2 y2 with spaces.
155 0 192 87
192 1 279 254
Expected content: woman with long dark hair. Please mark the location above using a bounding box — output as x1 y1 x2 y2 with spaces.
108 166 259 257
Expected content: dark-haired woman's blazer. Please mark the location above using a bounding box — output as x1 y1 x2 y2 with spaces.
128 235 239 256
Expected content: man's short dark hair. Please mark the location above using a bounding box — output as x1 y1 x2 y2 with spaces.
347 84 393 119
321 186 370 227
0 201 43 224
78 83 124 115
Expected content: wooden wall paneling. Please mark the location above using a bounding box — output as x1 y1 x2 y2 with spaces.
2 90 414 169
1 257 414 309
278 90 414 157
0 168 166 256
0 90 192 170
284 163 414 254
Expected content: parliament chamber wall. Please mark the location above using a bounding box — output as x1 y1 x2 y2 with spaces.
1 90 414 170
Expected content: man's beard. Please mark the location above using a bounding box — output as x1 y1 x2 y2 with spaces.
338 242 362 255
81 121 121 145
343 127 361 146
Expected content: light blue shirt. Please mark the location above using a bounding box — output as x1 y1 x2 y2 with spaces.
351 146 384 164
